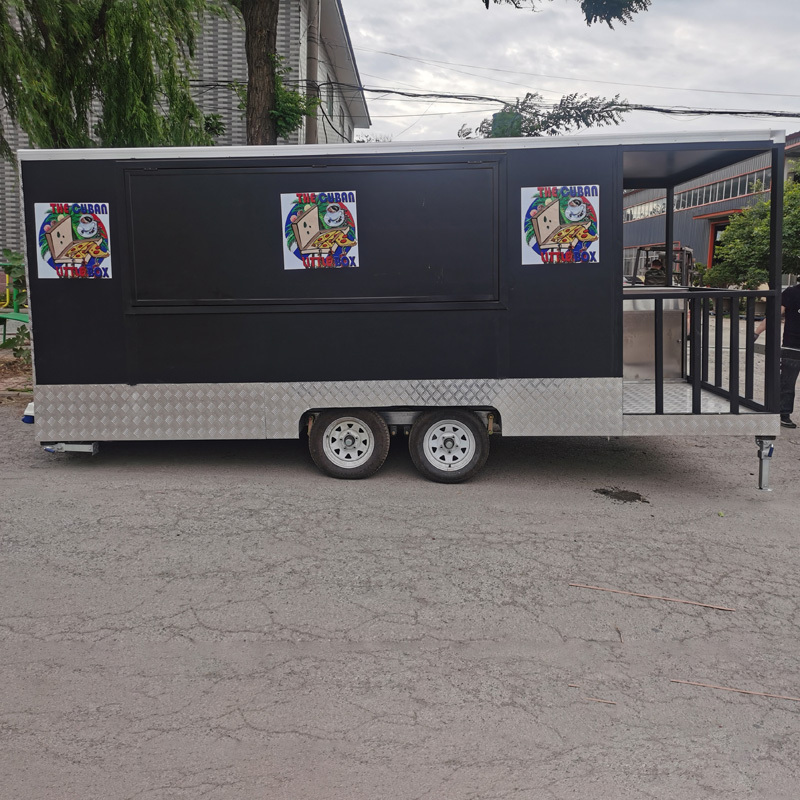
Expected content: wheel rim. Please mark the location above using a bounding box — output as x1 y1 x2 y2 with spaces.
422 419 476 471
322 416 375 469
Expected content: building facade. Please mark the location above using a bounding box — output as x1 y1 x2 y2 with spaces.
0 107 29 258
193 0 369 147
622 131 800 278
0 0 369 254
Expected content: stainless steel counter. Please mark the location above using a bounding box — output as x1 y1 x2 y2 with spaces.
623 287 686 380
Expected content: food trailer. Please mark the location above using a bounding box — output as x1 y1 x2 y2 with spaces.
18 130 785 483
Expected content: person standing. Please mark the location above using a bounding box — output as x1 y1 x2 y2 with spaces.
755 279 800 428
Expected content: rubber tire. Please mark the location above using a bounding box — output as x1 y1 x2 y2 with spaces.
409 409 490 484
309 409 390 480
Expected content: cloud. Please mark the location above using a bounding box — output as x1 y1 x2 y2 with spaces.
340 0 800 140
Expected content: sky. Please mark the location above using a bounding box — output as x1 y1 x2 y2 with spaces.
339 0 800 143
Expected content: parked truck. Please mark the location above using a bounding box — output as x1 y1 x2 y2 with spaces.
19 130 786 484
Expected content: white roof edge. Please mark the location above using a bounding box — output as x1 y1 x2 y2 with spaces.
326 0 370 127
17 129 785 161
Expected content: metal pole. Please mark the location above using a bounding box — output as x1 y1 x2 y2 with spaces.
691 296 702 413
305 0 321 145
655 299 664 414
766 144 784 411
729 300 740 413
745 297 755 399
665 186 675 284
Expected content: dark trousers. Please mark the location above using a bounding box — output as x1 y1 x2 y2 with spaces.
780 350 800 416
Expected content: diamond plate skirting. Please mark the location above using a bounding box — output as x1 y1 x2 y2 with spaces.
622 383 780 436
34 384 266 441
623 413 780 436
34 378 624 441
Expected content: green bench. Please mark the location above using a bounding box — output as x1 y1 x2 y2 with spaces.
1 308 29 343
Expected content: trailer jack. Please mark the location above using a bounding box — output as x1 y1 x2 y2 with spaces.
755 436 775 491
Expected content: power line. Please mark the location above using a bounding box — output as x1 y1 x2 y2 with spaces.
358 48 560 97
318 101 348 142
393 100 438 139
324 82 800 121
321 82 509 105
372 109 499 118
351 45 800 100
186 78 800 124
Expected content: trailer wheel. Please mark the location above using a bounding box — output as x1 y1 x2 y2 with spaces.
409 410 489 483
309 410 390 479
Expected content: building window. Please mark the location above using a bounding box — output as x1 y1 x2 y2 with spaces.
623 168 772 223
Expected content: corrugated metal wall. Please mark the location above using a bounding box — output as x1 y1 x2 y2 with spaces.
1 108 27 256
194 13 248 147
622 153 773 265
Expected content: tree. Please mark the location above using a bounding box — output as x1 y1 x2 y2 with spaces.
230 54 319 143
705 180 800 289
229 0 320 145
482 0 652 27
0 0 317 157
355 133 394 143
234 0 280 145
458 92 627 139
0 0 219 158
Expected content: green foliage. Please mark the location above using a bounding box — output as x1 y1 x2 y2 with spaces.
272 75 319 141
460 92 627 139
0 0 222 156
471 1 640 139
1 249 30 364
706 181 800 289
482 0 652 26
489 111 522 138
1 248 26 308
354 133 394 143
233 56 319 141
577 0 651 26
690 262 707 287
0 322 31 365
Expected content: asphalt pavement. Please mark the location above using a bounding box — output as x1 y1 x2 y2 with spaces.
1 393 799 799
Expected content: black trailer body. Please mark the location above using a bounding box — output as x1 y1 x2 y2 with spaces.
19 131 785 482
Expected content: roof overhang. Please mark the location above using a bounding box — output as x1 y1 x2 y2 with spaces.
692 208 743 221
623 131 783 189
321 0 370 128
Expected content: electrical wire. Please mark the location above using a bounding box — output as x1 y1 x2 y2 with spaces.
393 100 438 139
371 109 499 118
321 81 800 121
317 97 348 141
347 44 800 100
186 79 800 126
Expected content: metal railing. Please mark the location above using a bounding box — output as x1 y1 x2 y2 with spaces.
629 288 780 415
1 269 11 309
1 266 27 313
